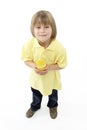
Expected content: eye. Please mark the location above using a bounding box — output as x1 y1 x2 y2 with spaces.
44 25 50 28
45 26 49 28
35 26 41 29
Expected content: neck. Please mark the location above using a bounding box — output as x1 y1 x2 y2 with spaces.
38 39 51 48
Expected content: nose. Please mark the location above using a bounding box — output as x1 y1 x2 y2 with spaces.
40 26 45 32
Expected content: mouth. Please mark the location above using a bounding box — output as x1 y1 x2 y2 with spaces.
39 34 47 37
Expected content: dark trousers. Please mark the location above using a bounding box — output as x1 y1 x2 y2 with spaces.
31 87 58 111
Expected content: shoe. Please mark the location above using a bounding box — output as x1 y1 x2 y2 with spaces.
26 108 35 118
49 107 57 119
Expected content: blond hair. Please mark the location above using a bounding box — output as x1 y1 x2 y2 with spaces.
30 10 57 40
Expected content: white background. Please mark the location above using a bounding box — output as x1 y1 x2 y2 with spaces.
0 0 87 130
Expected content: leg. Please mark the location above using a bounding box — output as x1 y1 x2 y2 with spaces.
47 89 58 108
26 87 43 118
47 89 58 119
31 87 43 111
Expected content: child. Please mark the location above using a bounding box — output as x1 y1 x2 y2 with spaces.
22 10 67 119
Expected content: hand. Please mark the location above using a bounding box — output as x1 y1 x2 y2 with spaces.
34 65 49 75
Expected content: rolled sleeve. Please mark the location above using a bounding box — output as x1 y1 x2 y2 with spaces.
56 48 67 68
21 42 33 61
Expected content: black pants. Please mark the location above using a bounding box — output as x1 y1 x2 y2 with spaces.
31 87 58 111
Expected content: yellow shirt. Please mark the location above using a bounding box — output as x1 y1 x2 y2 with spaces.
22 38 67 96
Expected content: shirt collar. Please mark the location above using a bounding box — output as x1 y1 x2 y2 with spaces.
33 38 56 50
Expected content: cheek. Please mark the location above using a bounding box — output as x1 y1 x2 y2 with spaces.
49 31 52 37
49 29 52 35
34 30 38 36
34 29 36 34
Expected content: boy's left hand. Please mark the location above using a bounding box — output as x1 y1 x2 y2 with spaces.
35 65 49 75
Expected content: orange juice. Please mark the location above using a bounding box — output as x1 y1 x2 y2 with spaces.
36 59 46 70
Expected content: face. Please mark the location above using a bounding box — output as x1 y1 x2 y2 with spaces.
34 24 52 44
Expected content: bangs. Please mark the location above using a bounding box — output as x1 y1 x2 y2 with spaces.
34 16 51 26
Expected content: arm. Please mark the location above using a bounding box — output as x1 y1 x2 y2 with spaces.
24 61 62 70
24 60 47 75
24 60 63 75
36 63 63 75
24 61 35 69
47 63 63 71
